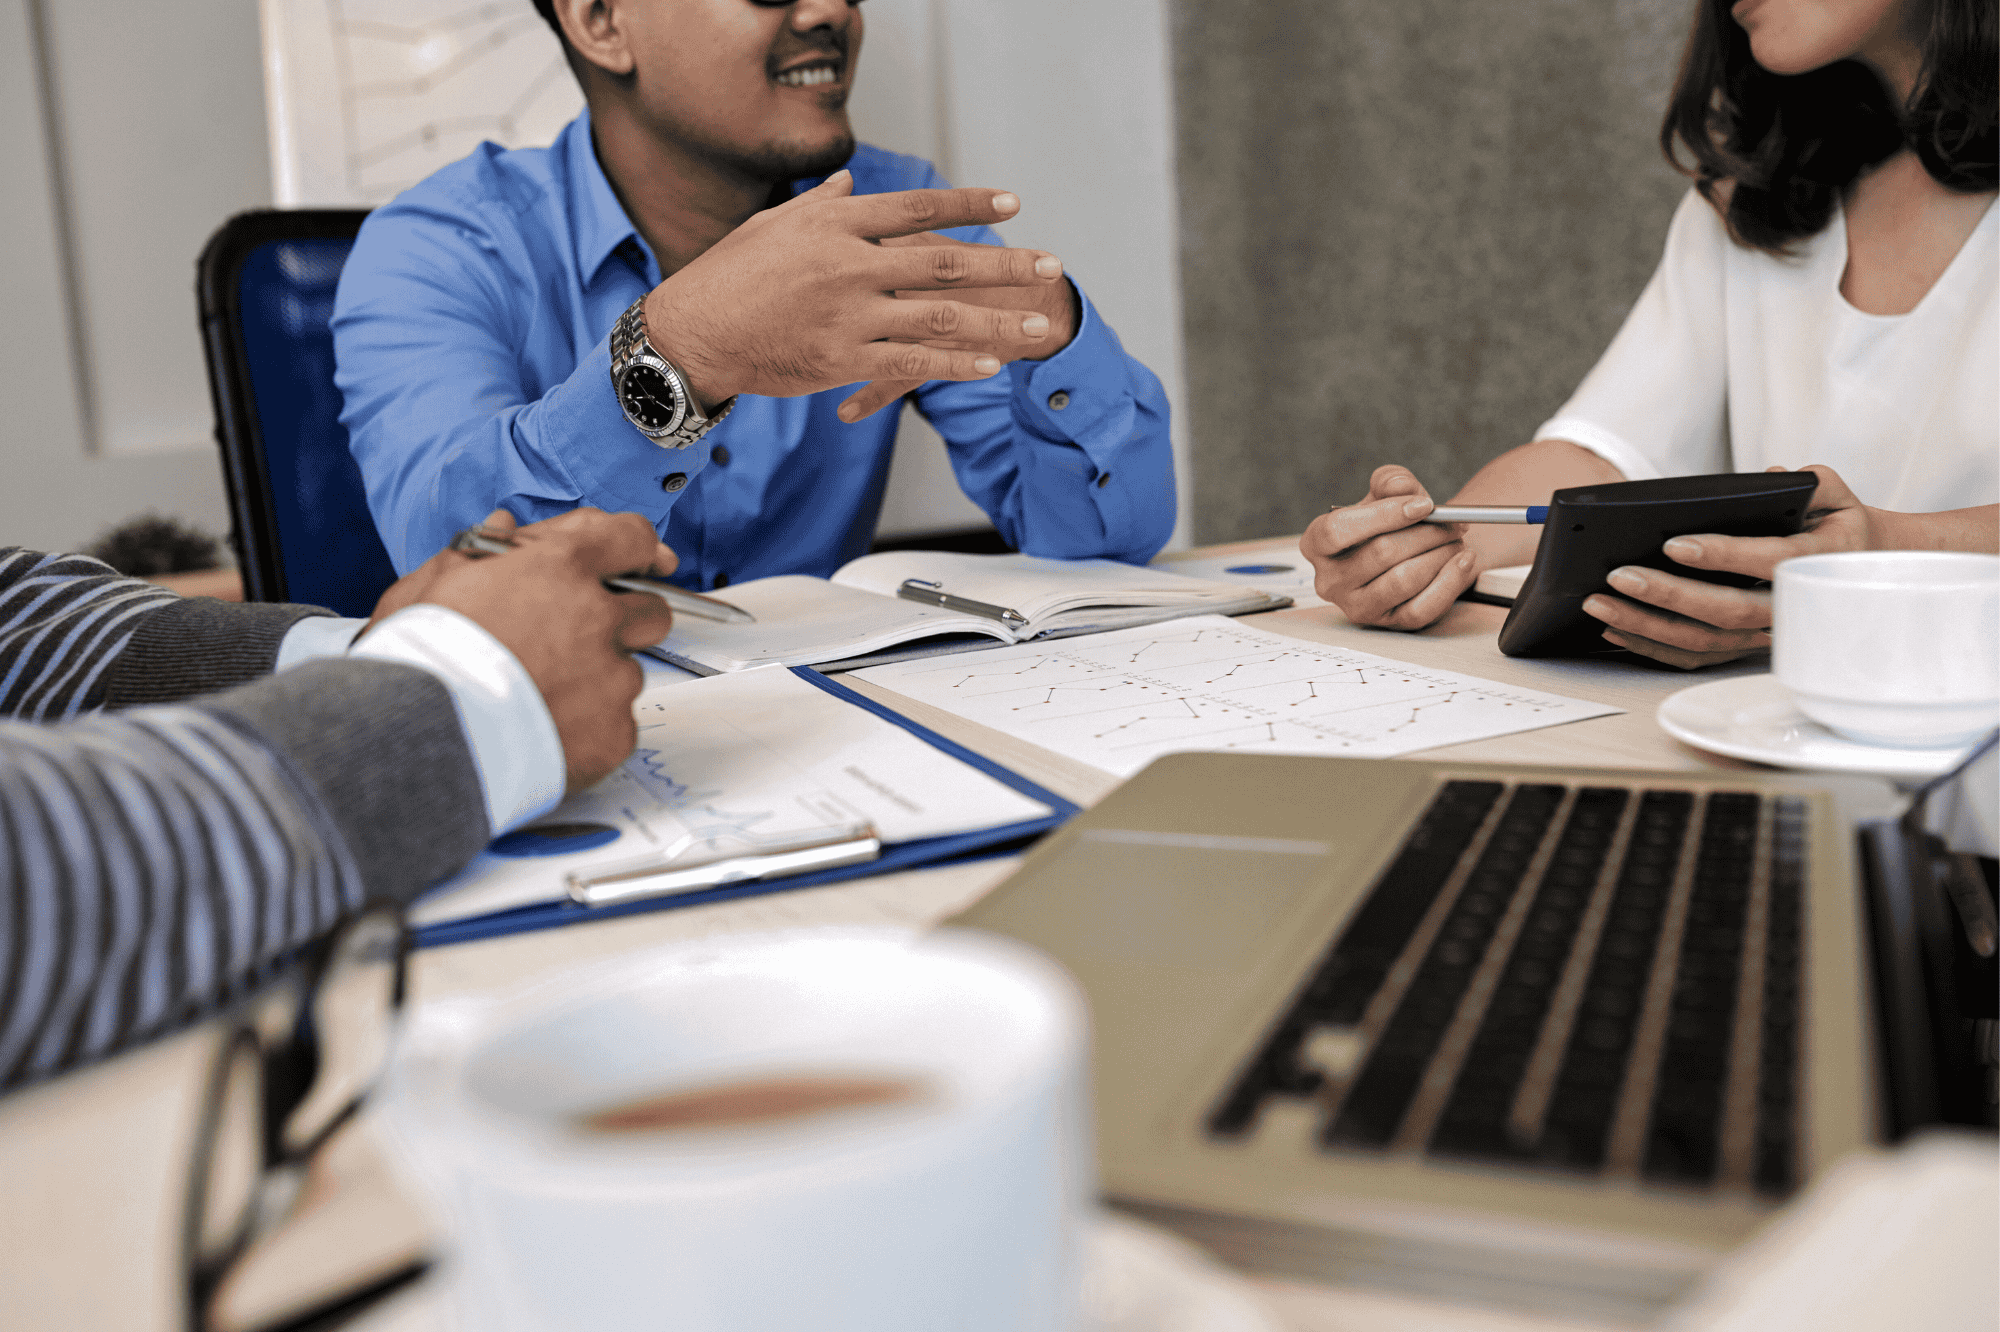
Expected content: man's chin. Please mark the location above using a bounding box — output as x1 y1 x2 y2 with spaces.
724 133 856 185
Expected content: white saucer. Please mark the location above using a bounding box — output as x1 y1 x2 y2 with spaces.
1657 674 1968 779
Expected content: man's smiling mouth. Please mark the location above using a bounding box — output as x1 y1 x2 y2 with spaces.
775 61 842 88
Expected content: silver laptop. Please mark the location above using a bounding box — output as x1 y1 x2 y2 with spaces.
951 752 1937 1323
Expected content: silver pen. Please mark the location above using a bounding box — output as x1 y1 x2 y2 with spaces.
566 824 882 907
896 578 1028 625
1419 506 1550 525
450 526 756 624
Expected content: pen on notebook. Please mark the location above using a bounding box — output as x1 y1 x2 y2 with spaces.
897 579 1029 626
566 824 882 907
1419 506 1549 525
449 526 757 624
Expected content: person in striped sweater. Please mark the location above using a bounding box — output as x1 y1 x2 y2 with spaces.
0 507 675 1092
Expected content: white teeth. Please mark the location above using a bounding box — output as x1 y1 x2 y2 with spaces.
777 66 837 87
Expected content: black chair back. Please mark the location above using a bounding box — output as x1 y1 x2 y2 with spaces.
197 210 399 618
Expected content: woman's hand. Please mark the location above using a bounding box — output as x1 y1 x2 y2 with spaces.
1583 463 1875 669
1299 466 1476 629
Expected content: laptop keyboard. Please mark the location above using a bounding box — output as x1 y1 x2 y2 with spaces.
1209 780 1806 1196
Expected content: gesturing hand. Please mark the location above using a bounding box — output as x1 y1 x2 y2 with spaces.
832 230 1083 423
643 170 1070 413
1299 466 1477 629
1582 464 1876 669
363 508 678 791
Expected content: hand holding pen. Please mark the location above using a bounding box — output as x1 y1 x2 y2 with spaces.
450 526 755 624
359 508 683 790
1298 466 1493 631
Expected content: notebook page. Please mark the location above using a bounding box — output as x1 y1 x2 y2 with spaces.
648 574 1010 671
834 551 1280 622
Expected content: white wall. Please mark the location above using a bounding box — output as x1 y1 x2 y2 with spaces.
935 0 1191 549
0 0 1185 554
0 0 260 553
850 0 1190 547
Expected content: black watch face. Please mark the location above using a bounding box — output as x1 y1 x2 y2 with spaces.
620 363 684 433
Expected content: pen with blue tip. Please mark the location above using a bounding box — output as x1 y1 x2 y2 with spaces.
1419 506 1549 524
449 526 757 624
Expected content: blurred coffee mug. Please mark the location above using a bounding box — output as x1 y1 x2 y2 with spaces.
378 929 1090 1332
1773 551 2000 749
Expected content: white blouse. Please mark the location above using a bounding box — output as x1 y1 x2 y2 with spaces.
1536 188 1997 515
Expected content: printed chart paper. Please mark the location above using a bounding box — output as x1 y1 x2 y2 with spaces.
414 668 1051 926
854 616 1621 777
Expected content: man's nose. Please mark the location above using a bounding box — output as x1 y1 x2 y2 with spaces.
787 0 853 32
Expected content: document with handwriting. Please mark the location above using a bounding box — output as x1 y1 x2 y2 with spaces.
413 668 1051 926
854 616 1620 777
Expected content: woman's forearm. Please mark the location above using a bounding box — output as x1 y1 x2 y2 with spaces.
1869 504 2000 554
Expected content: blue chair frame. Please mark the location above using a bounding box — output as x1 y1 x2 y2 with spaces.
197 210 399 618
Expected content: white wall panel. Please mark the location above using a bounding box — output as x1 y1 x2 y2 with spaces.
938 0 1190 548
39 0 273 459
0 0 236 553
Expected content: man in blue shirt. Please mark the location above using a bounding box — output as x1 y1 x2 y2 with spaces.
332 0 1176 590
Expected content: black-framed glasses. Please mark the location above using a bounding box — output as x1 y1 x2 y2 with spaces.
181 907 423 1332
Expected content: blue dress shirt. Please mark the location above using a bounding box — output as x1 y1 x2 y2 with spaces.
331 110 1176 588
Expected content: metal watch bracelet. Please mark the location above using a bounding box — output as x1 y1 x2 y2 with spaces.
609 297 734 450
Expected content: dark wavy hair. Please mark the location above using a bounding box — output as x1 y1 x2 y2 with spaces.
1661 0 1997 253
531 0 559 34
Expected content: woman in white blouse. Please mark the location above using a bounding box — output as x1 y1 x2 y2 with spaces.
1302 0 1997 668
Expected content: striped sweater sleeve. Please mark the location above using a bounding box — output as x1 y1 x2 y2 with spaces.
0 658 489 1091
0 550 492 1091
0 548 333 718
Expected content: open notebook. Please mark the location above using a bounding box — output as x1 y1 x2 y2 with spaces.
648 551 1290 674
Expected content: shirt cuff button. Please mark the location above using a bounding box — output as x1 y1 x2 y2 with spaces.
662 472 688 492
1047 390 1071 411
1096 472 1112 488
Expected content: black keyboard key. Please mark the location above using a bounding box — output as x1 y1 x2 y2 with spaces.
1538 790 1693 1170
1327 785 1563 1149
1643 793 1760 1186
1299 781 1504 1025
1432 789 1629 1160
1754 799 1805 1195
1208 780 1503 1138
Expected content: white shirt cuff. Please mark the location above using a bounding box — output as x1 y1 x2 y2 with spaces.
275 616 368 671
348 604 565 836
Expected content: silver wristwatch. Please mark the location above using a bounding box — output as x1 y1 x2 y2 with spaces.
608 297 734 449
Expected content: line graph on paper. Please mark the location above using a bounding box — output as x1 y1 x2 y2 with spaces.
853 616 1621 776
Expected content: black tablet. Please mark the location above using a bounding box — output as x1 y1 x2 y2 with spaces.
1496 471 1819 659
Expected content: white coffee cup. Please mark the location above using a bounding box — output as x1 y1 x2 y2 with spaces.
1772 551 2000 749
378 929 1091 1332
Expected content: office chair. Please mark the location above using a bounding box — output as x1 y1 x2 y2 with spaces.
197 209 399 619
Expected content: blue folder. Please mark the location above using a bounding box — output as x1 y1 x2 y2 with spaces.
411 667 1079 949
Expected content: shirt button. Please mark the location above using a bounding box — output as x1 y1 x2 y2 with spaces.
711 444 731 466
1047 390 1071 411
1096 472 1112 488
714 572 730 589
661 472 688 492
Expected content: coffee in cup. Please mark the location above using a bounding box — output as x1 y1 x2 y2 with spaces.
377 929 1090 1332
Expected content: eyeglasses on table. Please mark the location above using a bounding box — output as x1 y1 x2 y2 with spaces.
180 906 425 1332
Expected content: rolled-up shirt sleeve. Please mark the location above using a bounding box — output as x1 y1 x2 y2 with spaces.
1533 189 1732 483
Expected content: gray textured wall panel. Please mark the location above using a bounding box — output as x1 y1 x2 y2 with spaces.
1175 0 1693 542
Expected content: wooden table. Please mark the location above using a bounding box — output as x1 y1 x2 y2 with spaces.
0 537 1886 1332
